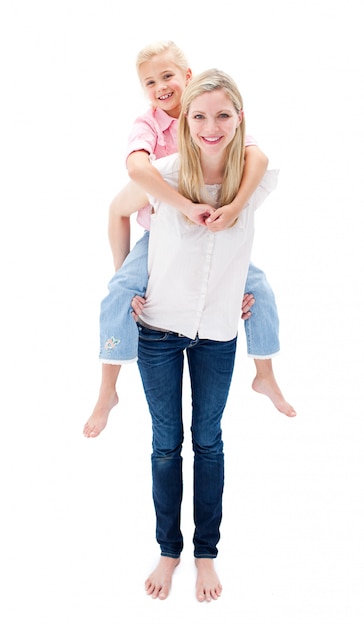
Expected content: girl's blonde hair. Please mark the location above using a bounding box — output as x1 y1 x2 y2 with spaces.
136 40 190 80
178 69 246 208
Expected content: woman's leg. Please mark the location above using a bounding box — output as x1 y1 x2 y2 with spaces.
83 231 149 437
137 328 189 599
187 336 237 601
244 264 296 417
137 328 188 558
187 336 236 558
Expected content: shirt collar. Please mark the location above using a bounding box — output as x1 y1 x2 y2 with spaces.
153 107 178 132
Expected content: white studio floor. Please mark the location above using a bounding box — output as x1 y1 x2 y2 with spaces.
2 344 363 626
1 1 364 624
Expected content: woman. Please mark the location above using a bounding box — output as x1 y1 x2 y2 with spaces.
113 69 278 601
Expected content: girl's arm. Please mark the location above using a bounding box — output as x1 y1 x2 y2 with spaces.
108 145 266 270
108 213 130 272
206 145 269 231
108 151 212 271
108 182 149 271
127 151 212 225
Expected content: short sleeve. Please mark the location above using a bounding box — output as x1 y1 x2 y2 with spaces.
245 134 257 147
125 118 158 164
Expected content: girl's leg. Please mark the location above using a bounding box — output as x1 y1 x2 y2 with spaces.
99 230 149 362
83 363 120 437
251 359 296 417
187 336 237 601
244 264 296 417
83 231 149 437
244 263 280 358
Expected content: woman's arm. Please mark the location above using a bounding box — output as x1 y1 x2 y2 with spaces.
206 145 269 231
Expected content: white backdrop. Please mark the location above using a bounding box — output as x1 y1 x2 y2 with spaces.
1 1 364 624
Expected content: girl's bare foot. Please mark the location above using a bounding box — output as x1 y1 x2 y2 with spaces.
145 556 180 600
252 372 296 417
195 558 222 602
84 364 121 438
83 391 118 438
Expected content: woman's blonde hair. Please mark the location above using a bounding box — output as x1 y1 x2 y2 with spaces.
178 69 245 207
136 40 190 80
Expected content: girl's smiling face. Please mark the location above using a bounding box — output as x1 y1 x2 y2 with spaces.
139 51 192 119
186 89 243 157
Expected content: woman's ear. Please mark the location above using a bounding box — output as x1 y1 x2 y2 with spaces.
185 68 193 84
237 109 244 126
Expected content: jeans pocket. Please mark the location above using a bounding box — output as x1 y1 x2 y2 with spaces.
137 323 169 342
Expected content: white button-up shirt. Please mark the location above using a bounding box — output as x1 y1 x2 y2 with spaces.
139 153 278 341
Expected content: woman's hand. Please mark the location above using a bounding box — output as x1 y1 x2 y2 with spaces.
241 293 255 320
131 295 146 321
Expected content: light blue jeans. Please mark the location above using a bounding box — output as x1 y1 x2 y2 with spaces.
244 263 280 358
99 230 280 363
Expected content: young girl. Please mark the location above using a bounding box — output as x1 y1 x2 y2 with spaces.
83 41 295 438
110 68 279 601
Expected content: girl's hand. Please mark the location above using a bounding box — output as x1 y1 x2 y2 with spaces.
185 202 214 226
205 204 242 231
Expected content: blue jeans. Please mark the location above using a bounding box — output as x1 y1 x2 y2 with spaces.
137 325 237 558
99 231 149 362
99 231 279 362
244 263 280 358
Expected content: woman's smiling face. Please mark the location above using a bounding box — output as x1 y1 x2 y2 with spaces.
186 89 243 156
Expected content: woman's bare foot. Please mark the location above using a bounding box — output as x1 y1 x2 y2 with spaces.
145 556 180 600
195 558 222 602
83 391 118 438
252 368 296 417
